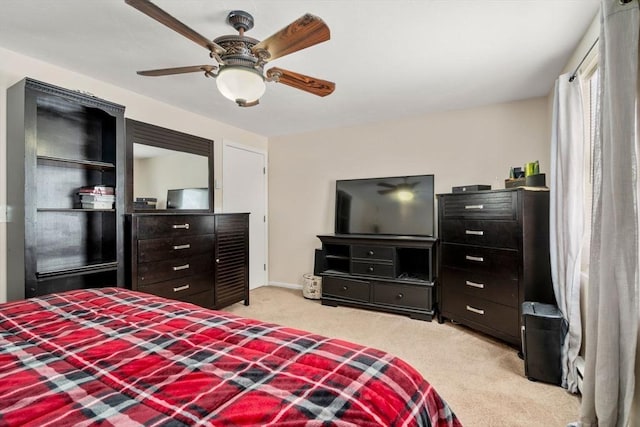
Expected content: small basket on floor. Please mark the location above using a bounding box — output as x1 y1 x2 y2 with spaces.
302 274 322 300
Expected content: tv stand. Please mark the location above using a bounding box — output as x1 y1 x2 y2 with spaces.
316 234 437 321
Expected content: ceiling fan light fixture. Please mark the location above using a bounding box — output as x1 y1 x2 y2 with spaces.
216 66 266 104
397 189 415 202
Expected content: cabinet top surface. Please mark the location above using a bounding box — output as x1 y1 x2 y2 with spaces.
128 212 249 217
318 234 437 243
437 187 549 197
21 77 126 112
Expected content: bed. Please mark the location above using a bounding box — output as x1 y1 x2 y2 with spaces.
0 288 460 426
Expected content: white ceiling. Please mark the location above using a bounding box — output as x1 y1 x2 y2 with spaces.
0 0 599 137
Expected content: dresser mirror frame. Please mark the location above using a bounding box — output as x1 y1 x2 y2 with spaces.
125 119 214 213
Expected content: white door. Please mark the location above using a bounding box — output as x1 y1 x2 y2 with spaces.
222 142 267 289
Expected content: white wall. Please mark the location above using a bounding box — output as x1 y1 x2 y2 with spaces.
268 97 550 287
0 46 268 303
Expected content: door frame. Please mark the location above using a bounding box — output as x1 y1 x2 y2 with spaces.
221 140 268 289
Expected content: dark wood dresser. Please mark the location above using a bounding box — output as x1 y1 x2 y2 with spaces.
127 212 249 309
437 188 555 346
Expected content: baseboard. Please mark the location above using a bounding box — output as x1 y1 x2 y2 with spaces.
268 281 303 290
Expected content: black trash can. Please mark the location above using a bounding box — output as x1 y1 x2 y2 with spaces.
521 302 567 385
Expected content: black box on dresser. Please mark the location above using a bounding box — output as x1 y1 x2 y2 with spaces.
452 184 492 193
437 188 555 347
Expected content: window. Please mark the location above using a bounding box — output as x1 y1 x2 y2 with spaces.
579 53 599 278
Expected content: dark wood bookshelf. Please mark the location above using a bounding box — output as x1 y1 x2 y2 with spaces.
7 78 125 300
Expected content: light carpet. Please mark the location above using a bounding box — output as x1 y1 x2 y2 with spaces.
225 286 580 426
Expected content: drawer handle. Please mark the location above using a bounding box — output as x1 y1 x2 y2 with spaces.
173 244 191 250
465 255 484 262
368 250 375 256
465 280 485 289
172 223 190 230
172 264 190 271
466 305 485 315
465 204 484 210
342 285 348 291
397 293 404 299
173 284 190 292
465 230 484 236
368 266 375 272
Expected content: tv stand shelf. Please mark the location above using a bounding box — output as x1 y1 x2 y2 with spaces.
316 234 437 321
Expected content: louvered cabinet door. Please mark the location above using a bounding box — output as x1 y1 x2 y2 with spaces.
214 213 250 308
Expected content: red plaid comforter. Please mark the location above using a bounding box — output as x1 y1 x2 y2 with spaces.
0 288 461 426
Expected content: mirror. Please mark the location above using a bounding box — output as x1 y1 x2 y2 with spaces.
125 119 214 212
133 144 209 209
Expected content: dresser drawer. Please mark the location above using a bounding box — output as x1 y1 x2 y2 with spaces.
138 254 214 285
440 243 518 279
179 289 215 308
440 191 516 219
372 282 431 310
139 274 213 300
440 220 519 249
351 245 394 262
137 215 215 239
441 267 518 307
441 290 519 338
322 275 370 302
138 234 215 263
351 261 395 278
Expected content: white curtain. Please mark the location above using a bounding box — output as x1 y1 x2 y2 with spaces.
580 1 639 426
550 72 585 393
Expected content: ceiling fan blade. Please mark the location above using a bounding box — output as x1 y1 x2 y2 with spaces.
125 0 225 55
266 67 335 97
253 14 330 61
136 65 217 76
377 183 396 188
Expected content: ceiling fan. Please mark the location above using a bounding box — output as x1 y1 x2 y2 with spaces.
125 0 335 107
377 180 419 195
377 179 419 201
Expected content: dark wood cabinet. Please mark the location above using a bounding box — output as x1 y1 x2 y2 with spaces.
127 213 248 309
437 188 555 346
317 234 437 321
6 78 125 301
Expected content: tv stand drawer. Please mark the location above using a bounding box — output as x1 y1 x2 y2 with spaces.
322 276 370 302
352 245 394 262
351 261 395 278
372 282 432 310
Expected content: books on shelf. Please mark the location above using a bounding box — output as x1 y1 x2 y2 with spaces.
78 185 114 196
77 186 115 209
134 197 157 210
80 194 115 203
81 201 114 209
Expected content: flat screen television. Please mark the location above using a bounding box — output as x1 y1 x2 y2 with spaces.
335 175 435 236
